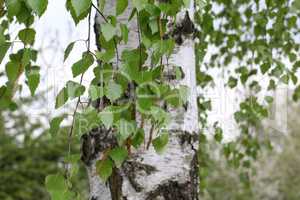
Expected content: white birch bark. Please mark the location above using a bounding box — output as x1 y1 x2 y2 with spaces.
83 1 199 200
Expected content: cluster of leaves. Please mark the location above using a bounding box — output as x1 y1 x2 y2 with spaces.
0 0 48 110
198 0 300 95
193 0 300 192
48 0 192 188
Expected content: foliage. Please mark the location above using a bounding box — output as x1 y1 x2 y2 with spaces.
195 0 300 193
0 93 87 200
1 0 300 199
198 101 300 200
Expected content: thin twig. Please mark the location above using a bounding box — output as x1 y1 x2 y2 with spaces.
137 12 142 70
68 8 92 156
87 9 92 51
91 3 108 23
146 124 155 150
91 3 119 70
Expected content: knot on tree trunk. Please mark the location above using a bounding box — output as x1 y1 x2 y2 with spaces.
163 11 197 45
81 127 117 166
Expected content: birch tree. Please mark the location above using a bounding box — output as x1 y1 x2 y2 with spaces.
79 1 200 199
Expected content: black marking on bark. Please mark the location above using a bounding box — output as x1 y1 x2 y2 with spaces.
164 11 196 45
81 127 117 166
123 161 157 192
178 131 198 151
94 15 101 51
145 180 195 200
190 154 199 200
144 154 199 200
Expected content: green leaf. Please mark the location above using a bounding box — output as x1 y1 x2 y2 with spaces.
64 154 80 177
280 74 289 84
6 0 21 17
267 79 276 90
22 48 31 66
293 85 300 101
120 24 129 44
26 66 40 96
26 0 48 16
96 158 113 182
66 81 85 99
109 147 128 168
175 66 184 80
116 119 136 144
45 174 74 200
6 61 21 83
179 85 189 104
214 127 223 143
70 0 91 17
74 108 101 136
64 42 75 62
150 106 170 126
99 106 114 128
265 96 273 104
116 0 128 16
152 132 169 154
89 85 104 101
105 81 123 102
18 28 36 45
228 76 237 88
0 42 11 64
45 174 65 193
145 4 161 16
132 0 147 11
55 87 68 109
260 63 270 74
165 89 181 107
49 116 64 137
183 0 190 7
96 49 115 63
149 19 158 34
293 0 300 10
154 39 175 56
120 62 139 82
101 23 116 41
132 128 145 149
99 0 106 11
72 52 94 77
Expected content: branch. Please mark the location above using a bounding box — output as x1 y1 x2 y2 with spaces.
146 124 155 150
91 3 119 70
91 3 108 23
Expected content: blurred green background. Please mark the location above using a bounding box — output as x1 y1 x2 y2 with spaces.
0 92 299 200
0 92 88 200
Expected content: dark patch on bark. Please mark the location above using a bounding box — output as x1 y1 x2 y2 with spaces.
81 127 117 166
164 11 196 45
142 131 199 200
178 131 198 150
123 161 157 192
144 155 199 200
145 180 196 200
190 154 199 200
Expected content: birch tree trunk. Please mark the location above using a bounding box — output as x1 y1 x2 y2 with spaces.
82 1 199 199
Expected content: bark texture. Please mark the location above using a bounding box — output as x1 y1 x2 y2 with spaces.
82 1 199 199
